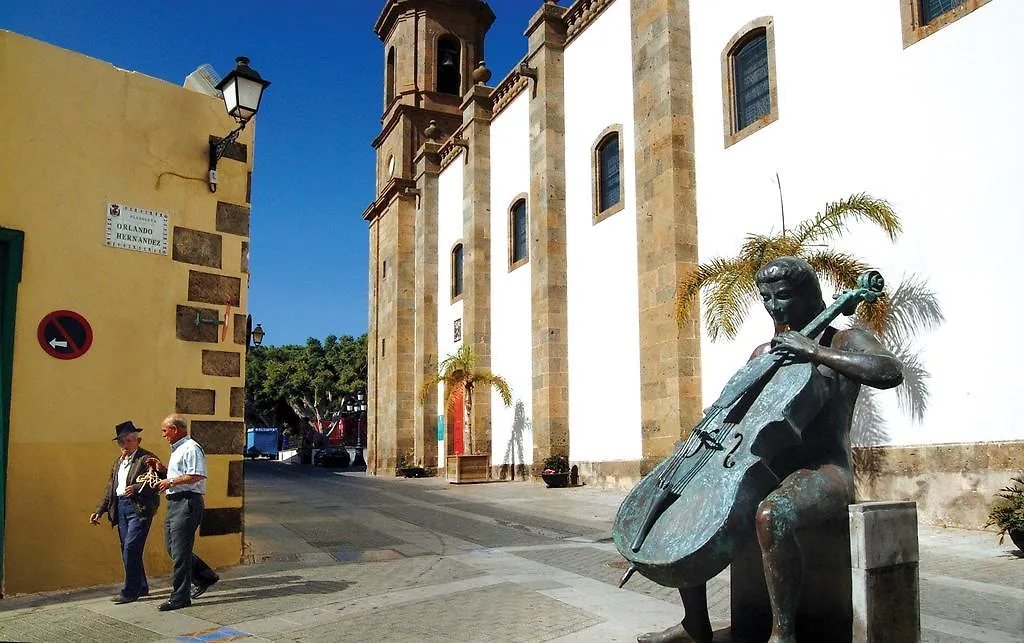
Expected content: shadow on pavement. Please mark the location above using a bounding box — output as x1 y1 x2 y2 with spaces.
192 575 354 606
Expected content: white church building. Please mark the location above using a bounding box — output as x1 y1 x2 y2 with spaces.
364 0 1021 528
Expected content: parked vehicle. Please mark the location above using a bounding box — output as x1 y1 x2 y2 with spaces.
246 427 279 459
313 446 351 468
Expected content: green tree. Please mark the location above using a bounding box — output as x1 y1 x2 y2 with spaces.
421 344 512 455
676 193 901 341
246 334 367 448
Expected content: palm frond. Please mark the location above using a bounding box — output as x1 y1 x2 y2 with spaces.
851 387 889 447
676 256 757 327
792 194 901 246
888 340 930 425
802 249 869 293
876 273 945 345
474 372 513 407
702 264 759 342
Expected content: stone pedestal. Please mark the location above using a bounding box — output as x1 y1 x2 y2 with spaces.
849 501 920 643
729 501 919 642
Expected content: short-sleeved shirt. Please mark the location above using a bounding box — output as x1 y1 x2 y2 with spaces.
166 436 207 496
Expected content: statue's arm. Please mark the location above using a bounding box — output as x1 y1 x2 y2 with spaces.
811 328 903 389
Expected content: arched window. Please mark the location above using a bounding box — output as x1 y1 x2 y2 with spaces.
508 197 528 269
451 242 464 300
437 35 461 95
722 18 778 147
592 125 625 223
385 47 396 106
900 0 986 48
921 0 966 24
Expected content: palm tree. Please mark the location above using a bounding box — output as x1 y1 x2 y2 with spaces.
421 344 512 455
676 193 902 341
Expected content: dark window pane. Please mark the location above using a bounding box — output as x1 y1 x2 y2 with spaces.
452 244 463 297
511 201 527 263
734 33 770 132
921 0 966 24
598 134 620 212
438 36 461 95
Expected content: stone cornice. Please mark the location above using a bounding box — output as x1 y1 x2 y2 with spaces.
438 125 469 171
362 177 418 222
374 0 495 42
564 0 616 45
490 66 529 118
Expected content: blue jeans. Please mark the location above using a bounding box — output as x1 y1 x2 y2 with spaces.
164 492 218 605
116 496 152 599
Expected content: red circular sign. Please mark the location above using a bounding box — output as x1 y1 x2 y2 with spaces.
37 310 93 360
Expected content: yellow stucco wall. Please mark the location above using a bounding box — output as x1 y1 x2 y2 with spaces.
0 31 253 595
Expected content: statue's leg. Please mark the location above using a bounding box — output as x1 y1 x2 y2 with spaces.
637 583 712 643
756 464 852 643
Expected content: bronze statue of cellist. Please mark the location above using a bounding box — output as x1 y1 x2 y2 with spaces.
637 257 903 643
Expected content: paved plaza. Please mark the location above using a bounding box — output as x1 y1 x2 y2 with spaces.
0 462 1021 642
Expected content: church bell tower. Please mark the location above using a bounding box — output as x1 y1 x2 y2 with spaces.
365 0 494 474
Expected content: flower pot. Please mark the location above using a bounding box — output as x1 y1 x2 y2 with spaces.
1009 529 1024 552
542 472 569 488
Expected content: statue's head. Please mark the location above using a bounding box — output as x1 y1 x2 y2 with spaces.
755 257 825 331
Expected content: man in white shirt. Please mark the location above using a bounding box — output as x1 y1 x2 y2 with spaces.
145 414 219 611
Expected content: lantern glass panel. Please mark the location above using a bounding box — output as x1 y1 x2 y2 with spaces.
221 77 239 115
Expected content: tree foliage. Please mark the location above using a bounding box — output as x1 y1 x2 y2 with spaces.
421 344 512 455
676 193 902 341
246 334 367 447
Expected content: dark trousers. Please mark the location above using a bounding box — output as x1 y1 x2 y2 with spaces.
164 492 218 605
116 496 152 599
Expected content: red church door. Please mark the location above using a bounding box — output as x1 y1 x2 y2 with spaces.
451 387 464 456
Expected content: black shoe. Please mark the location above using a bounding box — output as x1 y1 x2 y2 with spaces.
157 600 190 611
139 588 149 598
111 595 138 604
191 577 218 599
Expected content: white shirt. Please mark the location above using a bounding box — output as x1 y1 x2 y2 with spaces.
166 436 207 495
115 456 133 496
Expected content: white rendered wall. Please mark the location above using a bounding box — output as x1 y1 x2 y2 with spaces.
563 0 642 463
488 93 534 467
436 158 465 466
689 2 1023 445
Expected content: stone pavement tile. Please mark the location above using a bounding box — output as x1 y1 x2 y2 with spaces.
272 582 603 643
185 556 483 625
229 574 504 638
920 582 1024 638
0 605 165 642
922 615 1024 643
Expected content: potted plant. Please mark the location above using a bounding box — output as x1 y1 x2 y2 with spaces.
541 454 570 488
984 475 1024 551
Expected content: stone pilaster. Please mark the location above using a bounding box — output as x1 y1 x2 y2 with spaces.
461 85 493 457
630 0 702 468
414 141 442 470
526 3 569 472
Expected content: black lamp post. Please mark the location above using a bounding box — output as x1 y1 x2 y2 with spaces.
209 56 271 192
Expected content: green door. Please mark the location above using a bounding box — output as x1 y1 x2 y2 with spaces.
0 228 24 593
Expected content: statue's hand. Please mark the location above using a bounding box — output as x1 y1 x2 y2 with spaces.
771 331 819 361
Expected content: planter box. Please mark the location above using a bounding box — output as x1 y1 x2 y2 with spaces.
446 455 489 484
542 472 569 488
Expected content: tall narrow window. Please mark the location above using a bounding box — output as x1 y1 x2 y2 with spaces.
722 18 778 147
900 0 989 47
385 47 396 106
921 0 967 24
598 135 620 212
734 33 770 131
451 243 464 300
509 197 528 269
437 36 461 95
592 125 625 223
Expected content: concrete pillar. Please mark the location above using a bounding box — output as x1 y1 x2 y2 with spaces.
850 501 920 643
526 2 570 474
413 141 442 471
630 0 703 469
460 85 493 457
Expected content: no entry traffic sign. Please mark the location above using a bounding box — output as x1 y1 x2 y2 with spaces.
37 310 93 360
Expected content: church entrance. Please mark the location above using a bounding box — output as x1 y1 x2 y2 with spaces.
0 227 25 591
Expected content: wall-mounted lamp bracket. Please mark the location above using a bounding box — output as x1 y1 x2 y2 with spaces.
208 121 249 193
195 312 226 327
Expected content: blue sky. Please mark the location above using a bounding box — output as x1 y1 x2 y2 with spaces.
2 1 543 346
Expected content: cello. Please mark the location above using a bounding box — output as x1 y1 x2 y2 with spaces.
612 270 885 589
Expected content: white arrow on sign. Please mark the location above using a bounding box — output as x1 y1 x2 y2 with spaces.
49 338 68 349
